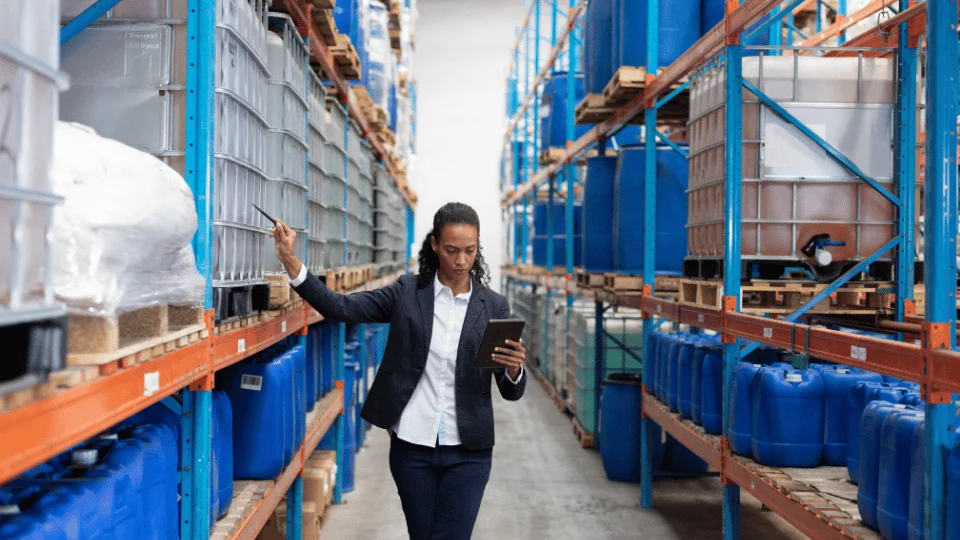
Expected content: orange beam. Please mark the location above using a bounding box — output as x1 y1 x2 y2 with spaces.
825 1 929 54
505 2 585 135
799 0 889 47
503 0 782 206
276 0 416 209
213 308 306 369
0 339 210 484
230 391 343 540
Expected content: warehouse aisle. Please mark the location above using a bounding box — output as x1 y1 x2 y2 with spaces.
321 376 807 540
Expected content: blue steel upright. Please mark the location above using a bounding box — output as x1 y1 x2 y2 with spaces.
639 0 660 510
181 0 215 536
564 0 578 279
923 0 959 537
893 0 916 329
721 42 744 540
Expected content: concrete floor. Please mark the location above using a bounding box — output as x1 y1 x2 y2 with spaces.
321 380 808 540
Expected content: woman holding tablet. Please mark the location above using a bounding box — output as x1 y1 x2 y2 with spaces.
270 202 527 540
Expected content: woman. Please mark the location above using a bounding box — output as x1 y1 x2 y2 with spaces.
270 202 527 540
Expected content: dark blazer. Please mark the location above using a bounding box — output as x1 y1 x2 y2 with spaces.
293 271 526 450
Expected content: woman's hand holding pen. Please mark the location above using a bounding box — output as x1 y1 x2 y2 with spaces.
492 339 525 380
270 221 302 279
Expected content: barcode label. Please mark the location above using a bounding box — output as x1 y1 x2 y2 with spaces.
237 338 246 353
282 321 287 333
850 346 867 362
656 305 662 313
241 374 263 391
763 328 773 338
697 314 704 323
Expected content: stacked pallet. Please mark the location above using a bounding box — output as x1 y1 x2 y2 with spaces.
575 67 689 130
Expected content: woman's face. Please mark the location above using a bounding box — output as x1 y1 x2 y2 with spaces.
431 223 479 279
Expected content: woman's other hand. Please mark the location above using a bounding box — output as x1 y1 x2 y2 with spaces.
492 339 525 380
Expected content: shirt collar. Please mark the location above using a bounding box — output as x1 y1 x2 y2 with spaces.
434 273 473 300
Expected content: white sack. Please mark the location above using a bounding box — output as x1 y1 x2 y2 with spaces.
50 122 204 315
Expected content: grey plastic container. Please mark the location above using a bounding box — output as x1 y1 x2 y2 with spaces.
265 129 307 185
325 241 346 269
264 227 306 274
323 142 348 180
263 177 307 230
213 223 266 285
308 238 327 275
266 82 308 142
1 0 67 323
321 173 347 210
324 208 347 242
308 70 326 132
266 13 308 99
326 97 348 150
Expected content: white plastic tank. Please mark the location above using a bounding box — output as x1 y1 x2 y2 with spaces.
686 55 919 279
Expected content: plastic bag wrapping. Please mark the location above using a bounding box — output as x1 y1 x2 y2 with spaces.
50 122 204 316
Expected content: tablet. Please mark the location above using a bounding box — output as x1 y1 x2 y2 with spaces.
474 319 526 369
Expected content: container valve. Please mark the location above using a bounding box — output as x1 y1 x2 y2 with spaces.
801 234 845 267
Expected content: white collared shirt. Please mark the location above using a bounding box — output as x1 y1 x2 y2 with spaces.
291 266 523 448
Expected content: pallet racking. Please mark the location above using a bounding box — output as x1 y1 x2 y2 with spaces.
0 0 416 538
501 0 956 538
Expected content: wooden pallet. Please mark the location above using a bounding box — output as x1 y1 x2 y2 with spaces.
572 417 595 449
531 364 567 414
214 312 263 335
309 0 335 9
679 278 895 314
0 378 57 413
330 34 361 80
68 305 207 373
600 273 682 295
311 8 338 47
210 481 270 539
266 274 301 309
576 271 606 289
574 93 610 125
602 66 689 106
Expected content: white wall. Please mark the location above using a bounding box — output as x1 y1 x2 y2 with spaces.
413 0 526 292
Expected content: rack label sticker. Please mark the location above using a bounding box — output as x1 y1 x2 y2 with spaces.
763 327 773 339
241 374 263 391
238 338 246 353
697 314 704 324
656 305 662 313
850 346 868 362
143 372 160 397
282 321 287 333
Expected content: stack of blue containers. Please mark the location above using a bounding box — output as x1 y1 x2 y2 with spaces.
532 201 584 268
0 422 179 539
223 341 306 481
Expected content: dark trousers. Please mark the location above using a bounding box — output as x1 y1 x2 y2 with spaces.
389 434 493 540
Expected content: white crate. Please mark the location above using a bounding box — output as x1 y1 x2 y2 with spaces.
62 0 268 60
308 238 326 275
324 209 346 242
263 178 307 230
215 156 266 228
266 82 308 142
266 13 308 99
216 91 268 172
264 227 306 274
325 240 345 269
308 70 327 132
321 172 346 210
213 223 266 284
308 124 326 168
322 142 347 179
308 162 324 204
325 97 347 149
264 129 307 185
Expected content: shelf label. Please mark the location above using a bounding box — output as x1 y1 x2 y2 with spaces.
237 338 246 353
143 372 160 397
656 305 662 313
850 346 867 362
282 321 287 333
697 314 704 324
763 327 773 339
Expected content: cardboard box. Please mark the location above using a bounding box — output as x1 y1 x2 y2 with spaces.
257 501 320 540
